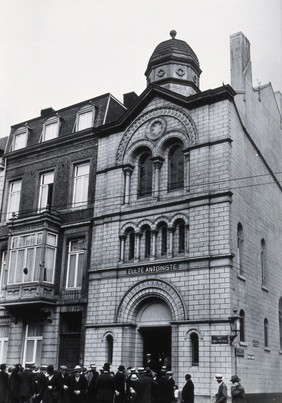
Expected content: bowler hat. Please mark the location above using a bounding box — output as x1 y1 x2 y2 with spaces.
118 365 125 371
103 363 110 371
230 375 240 382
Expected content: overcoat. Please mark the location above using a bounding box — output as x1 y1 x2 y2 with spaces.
153 374 171 403
181 379 194 403
68 374 88 403
18 369 34 400
215 382 228 403
0 370 9 403
42 373 60 403
95 371 115 403
134 373 158 403
231 383 246 402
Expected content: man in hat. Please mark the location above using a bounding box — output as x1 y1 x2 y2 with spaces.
56 365 70 403
114 365 126 403
42 364 59 403
214 374 227 403
68 365 88 403
230 375 246 402
33 365 47 403
87 364 99 403
18 364 35 403
134 367 157 403
153 368 171 403
95 363 116 403
181 374 194 403
0 364 9 403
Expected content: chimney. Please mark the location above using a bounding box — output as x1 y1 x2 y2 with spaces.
230 32 252 91
123 92 139 109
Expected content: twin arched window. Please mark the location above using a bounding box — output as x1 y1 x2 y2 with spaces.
137 144 184 199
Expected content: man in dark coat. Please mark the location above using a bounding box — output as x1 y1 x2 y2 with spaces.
181 374 194 403
0 364 9 403
56 365 70 403
214 374 227 403
230 375 246 403
42 365 59 403
153 369 171 403
87 364 99 403
32 366 47 403
114 365 126 403
95 363 115 403
9 364 23 403
68 365 88 403
18 365 35 403
134 367 157 403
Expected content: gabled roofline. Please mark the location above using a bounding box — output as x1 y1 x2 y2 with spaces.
95 83 237 136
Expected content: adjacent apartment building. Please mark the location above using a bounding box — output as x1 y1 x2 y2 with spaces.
0 31 281 402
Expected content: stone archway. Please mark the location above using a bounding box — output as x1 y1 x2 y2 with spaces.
116 278 186 323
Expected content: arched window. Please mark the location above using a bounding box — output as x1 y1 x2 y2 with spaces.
190 333 199 366
169 145 184 190
161 226 167 256
144 227 151 259
239 309 245 342
156 223 168 258
261 239 267 286
264 318 268 348
237 223 244 275
124 228 135 261
173 220 185 254
106 334 113 364
138 153 152 197
279 298 282 350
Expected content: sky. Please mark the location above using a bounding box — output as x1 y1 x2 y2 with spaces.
0 0 281 138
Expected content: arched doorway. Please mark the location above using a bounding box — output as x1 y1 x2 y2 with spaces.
137 299 172 372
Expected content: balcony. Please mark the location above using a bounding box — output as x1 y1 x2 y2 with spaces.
1 282 57 312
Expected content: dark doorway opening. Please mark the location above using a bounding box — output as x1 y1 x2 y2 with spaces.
140 326 171 372
59 312 81 368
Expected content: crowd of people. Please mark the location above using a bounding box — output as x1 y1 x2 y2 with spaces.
0 362 179 403
0 361 245 403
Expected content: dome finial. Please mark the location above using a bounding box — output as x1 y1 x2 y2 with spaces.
170 30 177 39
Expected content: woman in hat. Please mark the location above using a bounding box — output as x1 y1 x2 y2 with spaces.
230 375 246 402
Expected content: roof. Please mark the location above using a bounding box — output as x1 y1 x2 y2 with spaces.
146 30 200 76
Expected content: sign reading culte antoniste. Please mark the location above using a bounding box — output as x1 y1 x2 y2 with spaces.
128 263 178 275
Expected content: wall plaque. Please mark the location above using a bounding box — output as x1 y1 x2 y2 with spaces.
127 263 179 275
211 335 229 344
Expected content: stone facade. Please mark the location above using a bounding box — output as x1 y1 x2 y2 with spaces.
0 31 281 403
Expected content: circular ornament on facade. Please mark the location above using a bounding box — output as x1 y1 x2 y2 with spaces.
147 118 166 140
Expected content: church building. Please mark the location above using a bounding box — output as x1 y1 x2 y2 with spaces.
0 31 281 402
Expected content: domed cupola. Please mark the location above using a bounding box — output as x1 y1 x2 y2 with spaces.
145 30 202 96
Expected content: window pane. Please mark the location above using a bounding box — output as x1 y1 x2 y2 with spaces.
25 340 35 363
44 122 58 141
0 339 8 364
47 233 57 246
8 250 17 284
169 146 184 190
8 181 21 219
25 248 35 282
76 253 84 288
44 247 55 282
14 132 27 150
78 111 93 131
27 324 43 337
67 254 76 288
73 163 89 207
35 339 42 365
15 250 25 283
139 154 152 197
34 247 42 282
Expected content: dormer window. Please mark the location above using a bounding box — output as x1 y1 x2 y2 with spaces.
74 105 95 132
41 117 60 142
11 127 28 151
